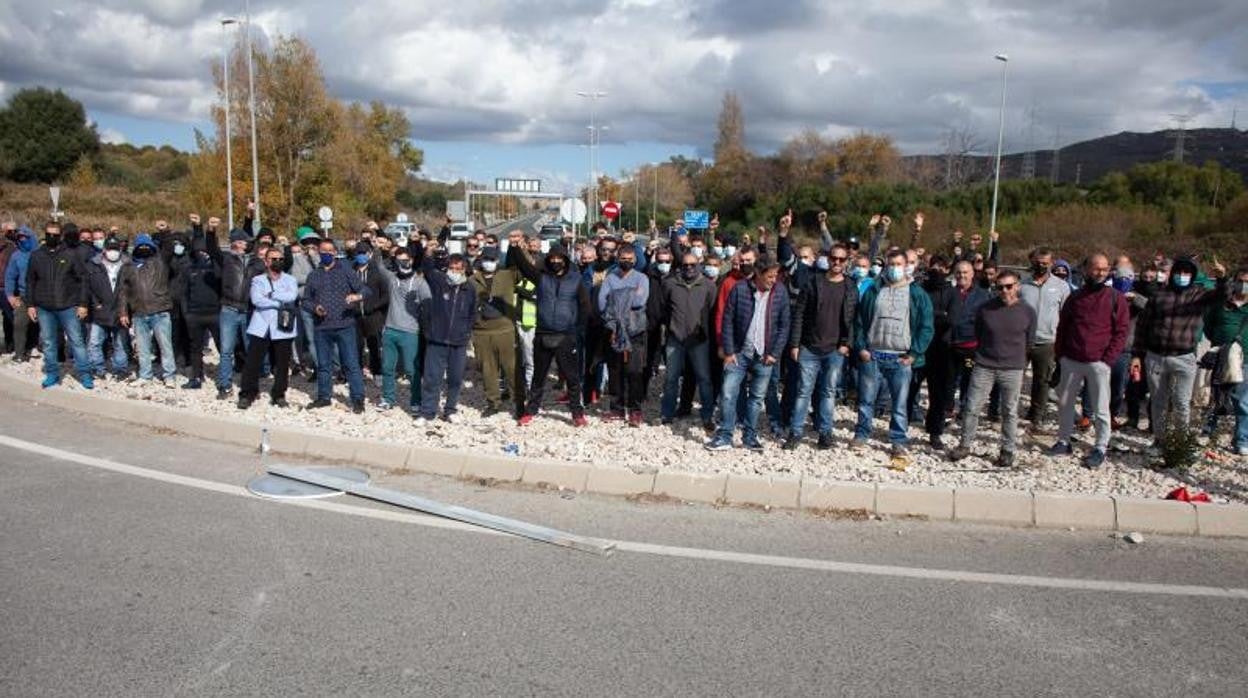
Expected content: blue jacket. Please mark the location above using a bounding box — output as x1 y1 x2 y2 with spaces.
247 272 299 340
302 262 371 331
421 262 478 346
721 278 791 360
5 248 31 299
854 281 935 367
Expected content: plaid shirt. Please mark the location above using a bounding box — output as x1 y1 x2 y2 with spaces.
1133 281 1224 357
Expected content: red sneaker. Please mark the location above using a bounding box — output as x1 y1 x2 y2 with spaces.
556 392 570 405
1077 416 1092 431
517 414 534 426
572 415 588 427
588 389 599 405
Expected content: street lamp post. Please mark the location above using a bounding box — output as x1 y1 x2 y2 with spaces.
989 53 1009 236
245 0 261 229
221 18 238 229
576 90 606 225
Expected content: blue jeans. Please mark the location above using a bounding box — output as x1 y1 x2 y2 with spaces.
314 325 365 402
715 349 773 442
790 348 846 438
88 324 129 375
217 306 249 390
661 338 713 422
421 341 468 419
1233 360 1248 451
381 327 421 408
37 307 90 379
298 307 318 369
133 311 175 380
855 352 913 445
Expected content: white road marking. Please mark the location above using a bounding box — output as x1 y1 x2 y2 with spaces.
3 433 1246 601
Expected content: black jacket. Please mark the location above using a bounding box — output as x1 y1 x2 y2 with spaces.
85 254 129 327
355 261 390 336
216 249 265 311
24 243 89 310
119 255 173 318
183 254 223 316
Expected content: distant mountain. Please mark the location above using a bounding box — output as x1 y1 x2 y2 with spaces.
908 127 1248 186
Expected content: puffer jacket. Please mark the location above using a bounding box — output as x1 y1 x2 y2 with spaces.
24 243 89 310
120 254 173 317
720 277 791 360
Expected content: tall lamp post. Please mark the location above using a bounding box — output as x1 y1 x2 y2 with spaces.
245 0 261 229
220 18 238 229
989 53 1009 236
577 90 607 225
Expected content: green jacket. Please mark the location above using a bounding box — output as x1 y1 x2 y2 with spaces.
854 281 935 368
1204 300 1248 348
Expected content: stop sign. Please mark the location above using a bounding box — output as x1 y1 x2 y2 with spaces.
601 200 620 220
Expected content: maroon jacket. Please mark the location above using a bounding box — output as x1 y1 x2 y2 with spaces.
1055 283 1130 364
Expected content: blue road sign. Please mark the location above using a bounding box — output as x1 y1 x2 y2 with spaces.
683 210 710 229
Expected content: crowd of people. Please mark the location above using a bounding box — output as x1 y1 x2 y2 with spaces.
1 207 1245 468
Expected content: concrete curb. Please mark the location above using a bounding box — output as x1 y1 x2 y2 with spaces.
5 370 1248 539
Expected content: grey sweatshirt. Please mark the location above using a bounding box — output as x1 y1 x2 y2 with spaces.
376 263 431 334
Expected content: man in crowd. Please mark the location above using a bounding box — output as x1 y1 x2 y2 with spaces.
1047 254 1131 468
24 221 93 389
181 243 222 390
5 226 37 361
213 228 265 400
416 247 477 424
706 257 790 452
659 251 717 431
352 243 389 380
85 237 129 379
237 246 298 410
1132 255 1227 454
1208 267 1248 456
598 244 649 425
469 247 521 417
948 270 1036 468
374 244 430 413
119 234 176 386
785 243 856 450
945 260 991 419
851 248 934 459
1019 247 1069 426
303 239 370 414
285 227 321 377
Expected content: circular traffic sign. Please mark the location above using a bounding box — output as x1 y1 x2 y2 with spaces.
317 206 333 222
560 198 588 224
601 200 620 220
396 212 409 223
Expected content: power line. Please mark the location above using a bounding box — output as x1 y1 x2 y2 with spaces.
1168 113 1192 163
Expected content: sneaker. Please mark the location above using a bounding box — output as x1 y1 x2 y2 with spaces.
442 411 459 423
817 433 835 450
556 392 570 405
704 436 733 452
41 375 60 389
995 450 1016 469
1046 441 1073 456
183 378 202 390
377 400 393 411
1083 449 1106 469
850 436 869 449
517 414 534 427
78 374 94 390
743 437 765 452
412 416 430 427
216 387 232 401
352 401 365 415
572 415 589 428
660 417 674 426
1235 445 1248 457
237 397 253 410
628 412 643 428
1076 416 1092 432
929 433 945 451
306 398 332 410
948 446 970 462
162 377 176 388
782 437 800 451
889 444 909 458
271 397 289 408
482 405 500 418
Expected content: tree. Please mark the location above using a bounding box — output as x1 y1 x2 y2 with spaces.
67 154 97 190
0 87 100 183
834 132 902 186
713 91 747 164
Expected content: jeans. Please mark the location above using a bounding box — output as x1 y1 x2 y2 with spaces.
133 311 175 380
1145 351 1198 436
381 327 421 408
297 307 318 369
88 324 129 375
855 352 913 445
661 338 713 422
1109 351 1131 418
1056 358 1112 451
314 325 365 403
421 341 468 418
1233 360 1248 450
790 348 846 439
715 349 772 443
217 306 249 390
37 307 90 379
960 366 1023 452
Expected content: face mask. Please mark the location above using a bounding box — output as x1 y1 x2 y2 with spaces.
64 235 79 247
173 243 186 256
905 263 916 278
618 260 635 273
691 246 705 259
319 253 336 267
481 260 498 273
548 260 567 275
870 264 882 277
104 249 121 262
1032 263 1050 276
656 262 671 275
801 259 814 269
737 263 754 277
133 247 154 259
703 265 720 280
711 246 724 257
815 257 830 271
680 265 699 281
45 234 61 247
724 245 737 258
850 266 867 280
354 254 370 267
397 259 414 272
93 239 105 250
886 266 906 283
446 271 466 285
1116 266 1134 279
1173 273 1192 289
1236 281 1248 297
1156 272 1168 284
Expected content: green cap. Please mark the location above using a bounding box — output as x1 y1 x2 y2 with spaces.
296 226 319 242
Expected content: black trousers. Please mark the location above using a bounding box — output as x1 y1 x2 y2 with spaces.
680 337 721 415
925 343 955 436
356 321 382 375
525 332 583 418
240 334 292 400
170 307 191 367
608 331 647 411
185 312 220 381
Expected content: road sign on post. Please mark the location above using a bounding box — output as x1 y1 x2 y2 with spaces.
49 186 62 219
560 198 587 224
318 206 333 232
601 201 620 220
683 210 709 229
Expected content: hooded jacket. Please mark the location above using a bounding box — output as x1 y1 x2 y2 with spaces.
854 281 935 367
507 245 589 336
119 235 173 318
1133 257 1225 357
183 252 223 316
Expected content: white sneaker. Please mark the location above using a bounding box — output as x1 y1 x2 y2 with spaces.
377 400 393 411
412 416 428 426
443 412 460 424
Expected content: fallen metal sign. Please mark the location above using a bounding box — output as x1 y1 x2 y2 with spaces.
266 466 615 557
247 467 370 500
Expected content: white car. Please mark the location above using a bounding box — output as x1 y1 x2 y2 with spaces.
448 222 474 239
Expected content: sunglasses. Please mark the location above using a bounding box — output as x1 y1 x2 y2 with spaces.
996 283 1016 291
829 256 848 263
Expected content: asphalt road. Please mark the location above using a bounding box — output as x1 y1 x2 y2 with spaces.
3 400 1248 696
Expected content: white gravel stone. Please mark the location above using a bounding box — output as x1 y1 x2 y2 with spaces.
8 351 1248 504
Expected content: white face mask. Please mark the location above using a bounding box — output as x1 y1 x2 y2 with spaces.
446 271 466 285
104 249 121 263
481 260 498 273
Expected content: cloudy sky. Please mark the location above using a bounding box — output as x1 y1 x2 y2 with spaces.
1 0 1246 189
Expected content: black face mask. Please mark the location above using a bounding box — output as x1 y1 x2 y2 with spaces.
133 247 154 259
738 263 755 277
594 258 610 271
680 265 700 281
1032 263 1050 276
548 260 567 276
64 235 80 247
396 260 414 277
45 234 62 247
618 260 635 273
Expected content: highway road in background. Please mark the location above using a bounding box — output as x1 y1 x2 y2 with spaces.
2 401 1247 695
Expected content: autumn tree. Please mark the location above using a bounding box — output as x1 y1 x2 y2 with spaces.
713 92 747 164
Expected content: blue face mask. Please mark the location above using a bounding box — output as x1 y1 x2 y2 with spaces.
870 264 882 278
319 253 335 267
886 266 906 283
850 266 866 280
354 253 370 267
815 256 830 271
1173 273 1192 289
18 236 35 252
703 264 720 279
